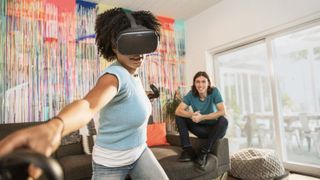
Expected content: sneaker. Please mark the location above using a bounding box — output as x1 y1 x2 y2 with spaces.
178 148 196 162
195 148 208 168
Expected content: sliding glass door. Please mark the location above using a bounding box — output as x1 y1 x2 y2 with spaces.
213 22 320 175
272 25 320 168
214 42 275 152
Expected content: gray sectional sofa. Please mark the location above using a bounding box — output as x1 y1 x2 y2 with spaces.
0 122 229 180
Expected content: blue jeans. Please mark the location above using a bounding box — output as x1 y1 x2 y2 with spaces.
175 116 228 152
92 147 168 180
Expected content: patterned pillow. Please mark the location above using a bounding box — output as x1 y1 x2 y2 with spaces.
61 130 81 146
81 119 97 155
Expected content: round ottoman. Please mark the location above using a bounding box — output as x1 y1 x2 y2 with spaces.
229 148 287 180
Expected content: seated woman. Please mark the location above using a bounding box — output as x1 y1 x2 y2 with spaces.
175 71 228 168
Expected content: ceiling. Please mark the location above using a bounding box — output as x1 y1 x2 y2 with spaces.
90 0 222 20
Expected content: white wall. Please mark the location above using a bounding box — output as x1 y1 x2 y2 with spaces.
185 0 320 86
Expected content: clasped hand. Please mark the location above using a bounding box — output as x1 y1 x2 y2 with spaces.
191 111 202 123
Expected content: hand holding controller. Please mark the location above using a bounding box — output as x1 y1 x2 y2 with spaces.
0 149 63 180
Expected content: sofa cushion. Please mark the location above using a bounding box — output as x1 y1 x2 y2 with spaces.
55 143 84 158
58 154 92 180
151 146 218 180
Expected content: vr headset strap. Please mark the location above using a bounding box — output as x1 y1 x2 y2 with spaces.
125 12 138 28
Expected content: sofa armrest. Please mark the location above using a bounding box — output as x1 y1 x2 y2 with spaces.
211 138 229 166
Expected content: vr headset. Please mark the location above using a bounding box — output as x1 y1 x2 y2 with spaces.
116 11 159 55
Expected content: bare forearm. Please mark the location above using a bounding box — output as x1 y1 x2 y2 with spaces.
202 111 225 121
52 99 95 136
175 109 194 119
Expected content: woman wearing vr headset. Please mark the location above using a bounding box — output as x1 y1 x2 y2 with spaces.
0 8 168 180
175 71 228 168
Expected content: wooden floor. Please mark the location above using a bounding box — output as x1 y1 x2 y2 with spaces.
287 174 320 180
221 173 320 180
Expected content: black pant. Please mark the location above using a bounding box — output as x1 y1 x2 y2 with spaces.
175 115 228 152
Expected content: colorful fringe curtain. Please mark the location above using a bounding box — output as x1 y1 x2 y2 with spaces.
0 1 186 126
0 0 91 123
75 1 99 101
139 17 187 130
0 0 6 122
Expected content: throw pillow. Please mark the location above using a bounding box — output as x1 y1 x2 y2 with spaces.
81 119 97 154
82 134 96 155
61 131 81 146
146 122 169 147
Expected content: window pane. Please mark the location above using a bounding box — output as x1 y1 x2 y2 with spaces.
215 43 275 153
272 25 320 166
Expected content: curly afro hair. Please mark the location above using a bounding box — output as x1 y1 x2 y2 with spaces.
95 8 161 62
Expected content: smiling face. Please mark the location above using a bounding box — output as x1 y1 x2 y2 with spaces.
114 49 144 74
194 75 209 97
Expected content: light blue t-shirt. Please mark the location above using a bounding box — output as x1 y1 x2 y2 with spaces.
95 62 152 150
183 87 223 125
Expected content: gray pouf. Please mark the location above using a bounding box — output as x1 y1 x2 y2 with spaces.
229 148 287 180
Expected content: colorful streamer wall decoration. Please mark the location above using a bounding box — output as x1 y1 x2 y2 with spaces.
75 1 99 102
139 17 186 130
0 0 95 123
0 1 186 129
0 0 6 122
